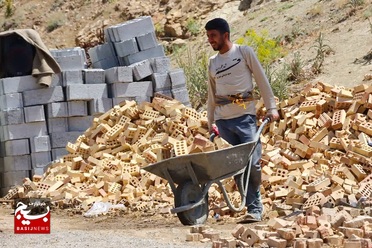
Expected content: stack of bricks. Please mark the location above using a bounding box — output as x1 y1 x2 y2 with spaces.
203 211 372 248
0 96 231 212
88 15 191 106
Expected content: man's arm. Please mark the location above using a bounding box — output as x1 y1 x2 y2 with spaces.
242 46 279 121
207 68 217 132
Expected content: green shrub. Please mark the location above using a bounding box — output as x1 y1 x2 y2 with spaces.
174 46 209 110
265 64 291 101
5 0 14 17
236 29 286 67
309 32 333 74
185 18 200 36
46 15 64 32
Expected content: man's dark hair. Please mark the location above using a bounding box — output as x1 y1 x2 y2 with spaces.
205 18 230 34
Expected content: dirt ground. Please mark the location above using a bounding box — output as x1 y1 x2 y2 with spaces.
0 204 250 248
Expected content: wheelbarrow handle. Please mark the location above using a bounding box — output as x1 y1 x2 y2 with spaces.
253 117 270 142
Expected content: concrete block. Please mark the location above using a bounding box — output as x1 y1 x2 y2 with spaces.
0 121 48 141
88 98 113 116
46 102 68 118
31 167 45 176
23 86 64 106
47 117 68 133
0 108 24 125
0 139 30 156
109 16 155 42
62 70 84 86
83 69 105 84
169 68 187 89
68 101 88 117
1 155 31 172
24 105 45 123
129 59 153 81
88 43 117 63
51 47 87 70
51 148 69 161
31 152 52 168
51 73 63 86
68 116 93 132
0 93 23 110
112 96 151 106
110 81 153 98
50 132 81 148
1 170 30 188
114 38 139 57
136 32 158 51
121 45 165 66
30 135 51 153
66 84 108 100
171 86 191 104
0 75 43 94
105 66 133 84
91 57 119 70
150 56 171 73
152 72 171 91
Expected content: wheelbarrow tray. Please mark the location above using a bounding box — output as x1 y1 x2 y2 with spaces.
142 141 256 185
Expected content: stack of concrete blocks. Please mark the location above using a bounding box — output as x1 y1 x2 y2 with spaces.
0 75 52 196
50 48 112 161
88 16 191 106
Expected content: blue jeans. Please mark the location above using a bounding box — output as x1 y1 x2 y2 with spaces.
215 114 262 215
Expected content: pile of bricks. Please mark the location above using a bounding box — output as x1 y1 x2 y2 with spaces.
0 16 192 196
1 96 231 212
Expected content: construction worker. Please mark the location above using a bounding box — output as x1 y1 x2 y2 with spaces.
205 17 280 222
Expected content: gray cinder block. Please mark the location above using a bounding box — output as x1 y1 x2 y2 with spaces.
83 69 105 84
169 68 187 89
88 43 117 63
136 32 158 51
62 70 84 86
91 57 119 70
51 148 69 161
31 167 45 176
88 98 113 116
0 93 23 111
66 84 108 101
1 155 31 172
1 170 30 187
0 108 24 125
50 132 81 148
112 96 151 106
109 16 155 42
30 135 51 153
152 72 171 91
171 86 191 104
0 76 43 94
0 139 30 156
0 122 48 141
68 101 88 117
46 102 68 118
31 152 52 168
51 47 87 71
154 90 173 98
105 66 133 84
68 116 93 132
47 117 68 133
121 45 165 66
23 86 64 106
110 81 153 98
150 56 171 73
24 105 45 123
51 73 63 87
129 60 153 81
114 38 139 57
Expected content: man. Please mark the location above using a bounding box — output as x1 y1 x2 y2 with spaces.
205 18 279 222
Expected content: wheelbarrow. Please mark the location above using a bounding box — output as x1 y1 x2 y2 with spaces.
142 118 270 225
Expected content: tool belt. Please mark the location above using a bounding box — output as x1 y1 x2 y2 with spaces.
215 91 258 106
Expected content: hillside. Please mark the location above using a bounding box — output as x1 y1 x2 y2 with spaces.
0 0 371 89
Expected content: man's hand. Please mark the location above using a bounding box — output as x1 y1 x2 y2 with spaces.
265 108 280 122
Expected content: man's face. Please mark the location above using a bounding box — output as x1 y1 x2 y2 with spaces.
207 29 226 51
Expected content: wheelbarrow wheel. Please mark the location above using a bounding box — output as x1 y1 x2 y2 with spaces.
174 181 208 226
